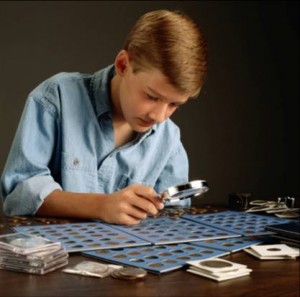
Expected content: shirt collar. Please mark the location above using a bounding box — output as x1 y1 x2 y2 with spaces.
90 64 115 118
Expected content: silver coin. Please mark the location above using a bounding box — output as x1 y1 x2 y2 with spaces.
111 270 138 280
275 211 299 218
111 267 147 280
75 261 109 274
10 237 46 248
118 267 147 278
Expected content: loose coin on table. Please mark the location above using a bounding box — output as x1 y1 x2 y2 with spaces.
111 267 147 280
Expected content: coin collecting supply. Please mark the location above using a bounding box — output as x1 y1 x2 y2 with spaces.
111 267 147 280
161 180 209 203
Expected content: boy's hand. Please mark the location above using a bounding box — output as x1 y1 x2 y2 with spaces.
101 184 164 225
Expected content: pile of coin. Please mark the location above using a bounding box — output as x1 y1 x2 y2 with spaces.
153 206 217 220
7 216 33 227
111 267 147 280
6 216 76 227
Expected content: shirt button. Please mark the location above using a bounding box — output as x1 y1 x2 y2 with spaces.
73 158 79 166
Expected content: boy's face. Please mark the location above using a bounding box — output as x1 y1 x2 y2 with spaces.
115 52 190 133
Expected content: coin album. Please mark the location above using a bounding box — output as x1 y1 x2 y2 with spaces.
83 243 229 274
265 221 300 239
14 211 291 253
12 211 294 274
182 211 291 236
189 236 269 253
15 222 151 252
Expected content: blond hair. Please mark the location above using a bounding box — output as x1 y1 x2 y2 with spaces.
123 10 208 98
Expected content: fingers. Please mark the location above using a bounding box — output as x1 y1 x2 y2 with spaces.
117 213 143 225
129 184 164 212
123 201 149 220
101 194 146 225
105 184 164 225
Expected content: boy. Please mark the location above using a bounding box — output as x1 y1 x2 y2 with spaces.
1 10 208 225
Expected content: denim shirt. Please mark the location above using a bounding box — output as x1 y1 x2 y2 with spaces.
1 65 190 216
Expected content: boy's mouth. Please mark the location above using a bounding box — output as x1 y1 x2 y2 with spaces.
138 118 155 127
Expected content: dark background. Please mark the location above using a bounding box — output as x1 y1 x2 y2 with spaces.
0 1 299 209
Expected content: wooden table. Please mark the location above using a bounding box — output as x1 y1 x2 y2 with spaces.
0 212 299 297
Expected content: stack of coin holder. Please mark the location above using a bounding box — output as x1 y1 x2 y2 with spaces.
187 258 252 281
0 232 68 275
244 243 299 260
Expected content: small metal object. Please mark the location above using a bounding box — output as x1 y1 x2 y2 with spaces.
278 196 295 208
161 180 209 203
119 267 147 278
228 193 251 210
286 197 295 208
111 267 147 280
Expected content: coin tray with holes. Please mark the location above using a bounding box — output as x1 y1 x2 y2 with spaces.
14 211 288 254
83 243 229 274
183 211 291 236
111 216 239 245
189 236 273 253
14 222 150 252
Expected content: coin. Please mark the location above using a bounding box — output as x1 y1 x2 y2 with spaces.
75 261 109 274
10 237 46 248
111 270 136 280
275 211 299 218
200 260 233 268
111 267 147 280
119 267 147 277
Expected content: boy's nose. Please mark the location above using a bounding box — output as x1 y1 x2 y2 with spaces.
149 106 168 123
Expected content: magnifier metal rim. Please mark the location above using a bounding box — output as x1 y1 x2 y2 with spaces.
161 180 209 201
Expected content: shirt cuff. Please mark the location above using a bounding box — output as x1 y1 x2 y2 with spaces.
3 175 62 216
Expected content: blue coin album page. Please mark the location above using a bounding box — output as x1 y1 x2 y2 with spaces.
13 211 295 274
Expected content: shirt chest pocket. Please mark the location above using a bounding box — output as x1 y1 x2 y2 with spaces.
61 152 98 192
61 152 97 172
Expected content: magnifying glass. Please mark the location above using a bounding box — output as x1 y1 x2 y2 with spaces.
161 180 209 203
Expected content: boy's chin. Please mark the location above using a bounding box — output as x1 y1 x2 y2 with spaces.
134 127 152 133
132 125 153 133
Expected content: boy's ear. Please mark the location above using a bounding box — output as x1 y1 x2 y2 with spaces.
114 50 130 76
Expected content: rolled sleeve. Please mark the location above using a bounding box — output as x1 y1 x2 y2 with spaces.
3 176 62 215
1 94 61 216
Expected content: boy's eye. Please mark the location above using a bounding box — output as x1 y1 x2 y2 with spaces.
146 94 158 100
170 103 180 109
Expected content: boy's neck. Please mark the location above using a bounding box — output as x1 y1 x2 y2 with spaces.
110 74 136 148
110 74 123 121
